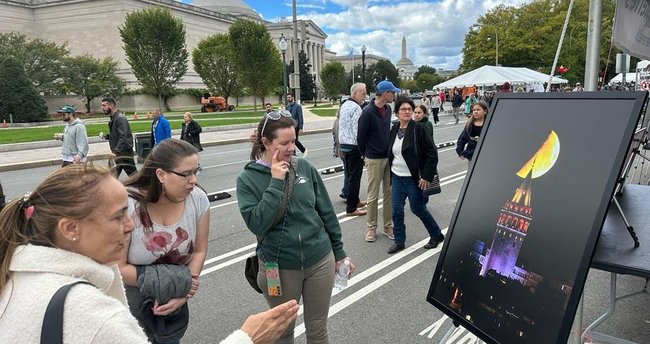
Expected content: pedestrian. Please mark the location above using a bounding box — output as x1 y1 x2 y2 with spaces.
332 106 348 201
464 93 477 118
339 82 368 217
451 89 463 124
265 102 274 113
180 112 203 152
413 104 433 141
55 105 88 167
430 91 441 126
119 139 208 344
286 94 308 157
150 109 171 147
0 164 300 344
101 97 137 177
357 80 400 243
387 97 445 254
237 112 354 344
456 100 488 163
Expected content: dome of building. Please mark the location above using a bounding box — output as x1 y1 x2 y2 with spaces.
191 0 260 19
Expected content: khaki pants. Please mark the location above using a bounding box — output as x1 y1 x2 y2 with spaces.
258 251 335 344
365 158 393 230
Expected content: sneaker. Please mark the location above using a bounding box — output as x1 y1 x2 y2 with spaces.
423 239 440 250
302 149 309 158
365 228 377 242
383 227 394 240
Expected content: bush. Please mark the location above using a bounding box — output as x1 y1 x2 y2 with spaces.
0 57 48 122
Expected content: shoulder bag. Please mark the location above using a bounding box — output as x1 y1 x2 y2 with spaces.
413 124 441 196
40 281 93 344
244 158 297 293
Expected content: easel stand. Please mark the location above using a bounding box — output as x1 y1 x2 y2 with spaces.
439 320 460 344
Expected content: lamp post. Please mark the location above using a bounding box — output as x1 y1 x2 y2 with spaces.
312 74 317 107
361 44 366 84
279 35 288 106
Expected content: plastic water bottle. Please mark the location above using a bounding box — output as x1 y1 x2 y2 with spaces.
334 259 350 290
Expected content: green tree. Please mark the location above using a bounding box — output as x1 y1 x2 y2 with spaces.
414 65 437 80
0 57 48 122
0 32 69 94
120 7 188 109
192 33 240 104
229 19 282 110
61 55 126 113
288 50 316 100
367 60 400 92
320 62 346 98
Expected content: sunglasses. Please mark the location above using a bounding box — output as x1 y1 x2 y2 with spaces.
167 166 202 179
260 110 292 138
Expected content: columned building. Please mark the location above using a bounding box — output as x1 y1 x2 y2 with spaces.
328 53 388 74
0 0 328 89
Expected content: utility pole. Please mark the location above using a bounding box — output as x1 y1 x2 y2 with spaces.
292 0 301 103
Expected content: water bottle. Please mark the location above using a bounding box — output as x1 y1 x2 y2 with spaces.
334 259 350 290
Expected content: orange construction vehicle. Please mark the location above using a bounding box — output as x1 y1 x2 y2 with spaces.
200 93 235 112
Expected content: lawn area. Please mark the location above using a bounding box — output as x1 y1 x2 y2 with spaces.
0 117 262 144
310 108 338 117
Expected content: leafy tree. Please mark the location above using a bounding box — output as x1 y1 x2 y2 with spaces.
0 32 69 94
192 33 240 104
120 7 188 109
411 74 438 93
229 19 282 110
414 65 437 80
61 55 126 113
0 57 48 122
320 62 346 98
367 60 400 91
288 50 316 100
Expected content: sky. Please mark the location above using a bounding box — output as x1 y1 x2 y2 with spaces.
195 0 536 71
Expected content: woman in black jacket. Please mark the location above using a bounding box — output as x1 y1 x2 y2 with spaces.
456 100 487 163
180 112 203 151
387 97 444 254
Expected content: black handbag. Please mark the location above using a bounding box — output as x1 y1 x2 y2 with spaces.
244 158 296 293
41 281 92 344
413 123 442 196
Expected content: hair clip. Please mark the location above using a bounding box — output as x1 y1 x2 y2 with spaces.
24 206 34 221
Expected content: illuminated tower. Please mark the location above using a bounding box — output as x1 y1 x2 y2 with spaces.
480 168 533 277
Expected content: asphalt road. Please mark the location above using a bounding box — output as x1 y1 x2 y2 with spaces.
2 119 649 343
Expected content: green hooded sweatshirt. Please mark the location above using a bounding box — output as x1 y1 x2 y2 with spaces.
236 158 346 270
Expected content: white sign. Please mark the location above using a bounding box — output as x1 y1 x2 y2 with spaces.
613 0 650 60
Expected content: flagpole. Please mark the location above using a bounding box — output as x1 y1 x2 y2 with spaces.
352 53 355 84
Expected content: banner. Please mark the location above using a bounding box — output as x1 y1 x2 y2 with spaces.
613 0 650 60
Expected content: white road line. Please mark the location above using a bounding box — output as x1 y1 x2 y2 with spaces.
203 243 256 266
203 159 250 169
200 252 251 276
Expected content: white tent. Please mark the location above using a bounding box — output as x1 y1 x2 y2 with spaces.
433 65 568 89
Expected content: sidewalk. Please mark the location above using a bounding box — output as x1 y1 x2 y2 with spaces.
0 108 336 172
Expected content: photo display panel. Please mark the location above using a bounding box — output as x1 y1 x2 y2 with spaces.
427 92 647 344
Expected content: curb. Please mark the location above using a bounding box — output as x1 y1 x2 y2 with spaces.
0 128 333 172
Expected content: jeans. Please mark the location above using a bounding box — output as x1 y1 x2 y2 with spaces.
341 145 364 213
295 127 306 153
114 154 137 177
391 174 443 245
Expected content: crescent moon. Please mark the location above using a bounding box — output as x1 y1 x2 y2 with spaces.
516 131 560 179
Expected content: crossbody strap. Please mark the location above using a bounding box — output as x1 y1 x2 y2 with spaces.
41 281 93 344
256 157 298 246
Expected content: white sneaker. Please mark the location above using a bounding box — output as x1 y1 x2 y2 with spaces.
302 149 309 158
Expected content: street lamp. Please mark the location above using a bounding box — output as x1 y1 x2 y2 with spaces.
361 44 366 84
312 74 317 107
279 35 288 106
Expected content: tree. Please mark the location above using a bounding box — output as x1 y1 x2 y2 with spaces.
288 50 315 100
0 57 48 122
367 60 400 92
411 74 437 93
0 32 69 94
320 62 346 98
120 7 188 109
61 55 126 113
229 19 282 110
414 65 437 80
192 33 241 103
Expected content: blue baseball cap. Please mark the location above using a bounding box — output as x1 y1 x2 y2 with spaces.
376 80 401 94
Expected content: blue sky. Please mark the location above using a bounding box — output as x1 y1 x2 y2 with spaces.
183 1 533 70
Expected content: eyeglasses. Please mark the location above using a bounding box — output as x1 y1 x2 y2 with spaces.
260 110 292 138
167 166 202 179
398 107 413 112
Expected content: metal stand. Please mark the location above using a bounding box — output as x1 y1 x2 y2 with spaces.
612 197 640 247
439 320 460 344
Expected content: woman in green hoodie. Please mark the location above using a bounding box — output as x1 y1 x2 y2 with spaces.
237 112 355 344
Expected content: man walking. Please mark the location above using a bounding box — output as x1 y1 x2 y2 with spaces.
101 97 137 177
286 94 308 157
150 109 171 147
340 82 368 217
357 80 399 242
55 105 88 167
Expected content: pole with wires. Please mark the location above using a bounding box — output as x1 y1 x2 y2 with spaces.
547 0 575 92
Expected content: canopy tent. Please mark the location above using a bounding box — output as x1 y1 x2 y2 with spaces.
433 65 568 89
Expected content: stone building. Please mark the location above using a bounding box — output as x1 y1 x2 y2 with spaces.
0 0 328 91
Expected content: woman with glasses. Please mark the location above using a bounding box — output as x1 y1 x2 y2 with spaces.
119 139 208 344
386 97 444 254
237 111 355 344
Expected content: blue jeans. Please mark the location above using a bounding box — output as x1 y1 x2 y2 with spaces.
391 174 443 245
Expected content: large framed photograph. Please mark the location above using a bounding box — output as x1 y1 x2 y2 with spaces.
427 92 647 344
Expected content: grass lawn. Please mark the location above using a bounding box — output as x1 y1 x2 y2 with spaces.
310 108 338 117
0 117 262 144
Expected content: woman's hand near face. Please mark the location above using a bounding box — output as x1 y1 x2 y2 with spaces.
152 297 188 316
270 150 289 180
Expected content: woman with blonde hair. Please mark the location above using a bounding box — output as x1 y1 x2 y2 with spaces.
181 112 203 151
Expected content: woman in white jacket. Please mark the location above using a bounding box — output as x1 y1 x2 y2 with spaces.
0 164 297 344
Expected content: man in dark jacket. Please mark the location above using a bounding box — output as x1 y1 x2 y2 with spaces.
357 80 400 243
101 97 137 177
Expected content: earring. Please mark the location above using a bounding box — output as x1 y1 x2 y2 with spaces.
72 237 78 242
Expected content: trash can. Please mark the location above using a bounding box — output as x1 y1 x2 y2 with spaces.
134 133 151 163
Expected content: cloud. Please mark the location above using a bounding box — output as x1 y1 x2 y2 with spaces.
297 0 532 70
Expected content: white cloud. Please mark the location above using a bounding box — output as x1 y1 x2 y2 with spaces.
298 0 532 70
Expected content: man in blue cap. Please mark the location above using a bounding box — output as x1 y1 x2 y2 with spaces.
55 105 88 167
357 80 400 242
